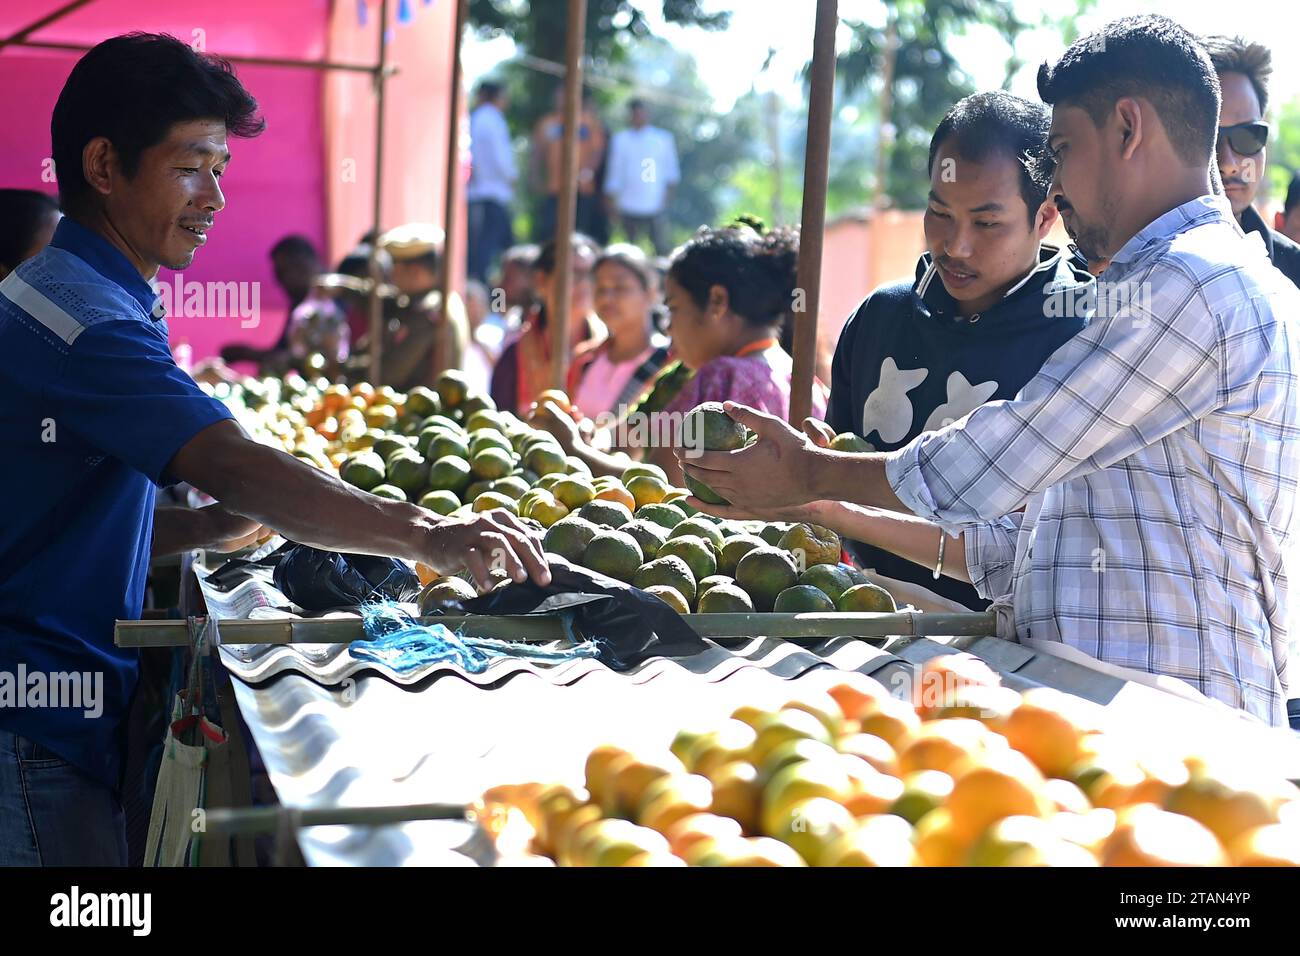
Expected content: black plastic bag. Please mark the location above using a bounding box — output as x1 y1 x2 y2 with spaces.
449 560 709 669
271 544 420 612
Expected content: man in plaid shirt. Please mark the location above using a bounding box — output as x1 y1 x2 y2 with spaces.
681 15 1300 726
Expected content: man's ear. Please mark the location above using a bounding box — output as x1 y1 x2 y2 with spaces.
1035 199 1059 240
1276 211 1287 231
82 136 119 199
1113 97 1144 161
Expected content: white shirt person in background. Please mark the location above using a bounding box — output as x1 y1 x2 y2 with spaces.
467 80 517 283
603 99 680 255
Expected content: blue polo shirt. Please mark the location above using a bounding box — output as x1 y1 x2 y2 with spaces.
0 218 234 790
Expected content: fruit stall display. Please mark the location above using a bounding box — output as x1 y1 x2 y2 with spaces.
471 659 1300 867
204 372 899 613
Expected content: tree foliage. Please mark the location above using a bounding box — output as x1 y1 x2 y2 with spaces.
830 0 1094 208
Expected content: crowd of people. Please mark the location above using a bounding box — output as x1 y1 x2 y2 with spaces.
466 79 681 281
5 15 1300 867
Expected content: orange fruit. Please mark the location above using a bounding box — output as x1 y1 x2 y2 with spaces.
897 718 998 776
707 761 762 834
770 797 856 866
945 749 1050 844
835 732 899 777
1048 807 1116 855
594 484 637 512
913 808 971 867
610 754 684 818
1100 805 1227 866
1043 778 1092 814
856 696 922 749
999 689 1089 778
827 678 891 722
584 745 633 813
841 761 905 817
780 695 846 738
1164 767 1284 847
637 774 714 834
820 815 917 867
1227 824 1300 866
759 759 853 837
683 719 758 777
552 805 605 866
665 813 743 859
537 388 573 414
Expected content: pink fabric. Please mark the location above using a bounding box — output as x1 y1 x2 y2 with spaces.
666 347 828 422
572 345 655 419
0 0 461 363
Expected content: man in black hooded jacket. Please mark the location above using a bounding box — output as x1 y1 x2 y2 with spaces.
825 92 1095 608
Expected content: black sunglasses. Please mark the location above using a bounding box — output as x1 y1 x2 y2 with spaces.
1218 121 1269 157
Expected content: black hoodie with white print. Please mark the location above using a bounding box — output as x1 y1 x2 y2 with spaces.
827 244 1094 608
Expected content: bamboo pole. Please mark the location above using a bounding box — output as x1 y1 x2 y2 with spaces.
872 16 898 211
789 0 838 426
438 0 469 383
550 0 588 390
115 611 999 648
367 0 393 386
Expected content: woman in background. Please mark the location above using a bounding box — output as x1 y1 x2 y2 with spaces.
532 221 825 481
567 244 671 419
491 233 605 416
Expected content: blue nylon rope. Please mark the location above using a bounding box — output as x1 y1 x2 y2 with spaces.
351 599 601 675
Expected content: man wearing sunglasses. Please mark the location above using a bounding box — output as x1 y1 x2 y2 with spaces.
1203 36 1300 289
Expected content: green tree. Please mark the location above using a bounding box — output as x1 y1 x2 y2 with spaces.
1267 95 1300 204
467 2 740 248
469 0 728 132
831 0 1094 209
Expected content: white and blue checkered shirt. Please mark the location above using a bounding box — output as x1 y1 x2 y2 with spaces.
886 196 1300 726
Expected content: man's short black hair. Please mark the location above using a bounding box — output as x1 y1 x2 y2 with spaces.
1201 35 1272 115
0 189 59 272
1285 173 1300 216
1036 14 1220 168
270 235 318 262
927 91 1051 225
51 32 264 213
478 80 503 102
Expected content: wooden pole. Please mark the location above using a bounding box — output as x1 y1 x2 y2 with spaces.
367 0 392 385
439 0 470 383
550 0 588 390
789 0 837 426
872 15 898 211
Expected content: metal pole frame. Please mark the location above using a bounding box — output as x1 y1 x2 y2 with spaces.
550 0 588 390
1 2 407 390
366 0 393 386
788 0 838 426
438 0 470 386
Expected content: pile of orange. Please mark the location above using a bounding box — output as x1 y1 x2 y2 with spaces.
474 656 1300 866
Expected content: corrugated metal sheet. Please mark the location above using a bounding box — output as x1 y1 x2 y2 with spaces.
223 635 927 866
202 563 1300 866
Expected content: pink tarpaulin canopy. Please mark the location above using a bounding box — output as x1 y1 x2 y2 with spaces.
0 0 462 362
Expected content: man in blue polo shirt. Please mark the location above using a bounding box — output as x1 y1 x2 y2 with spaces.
0 34 550 866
